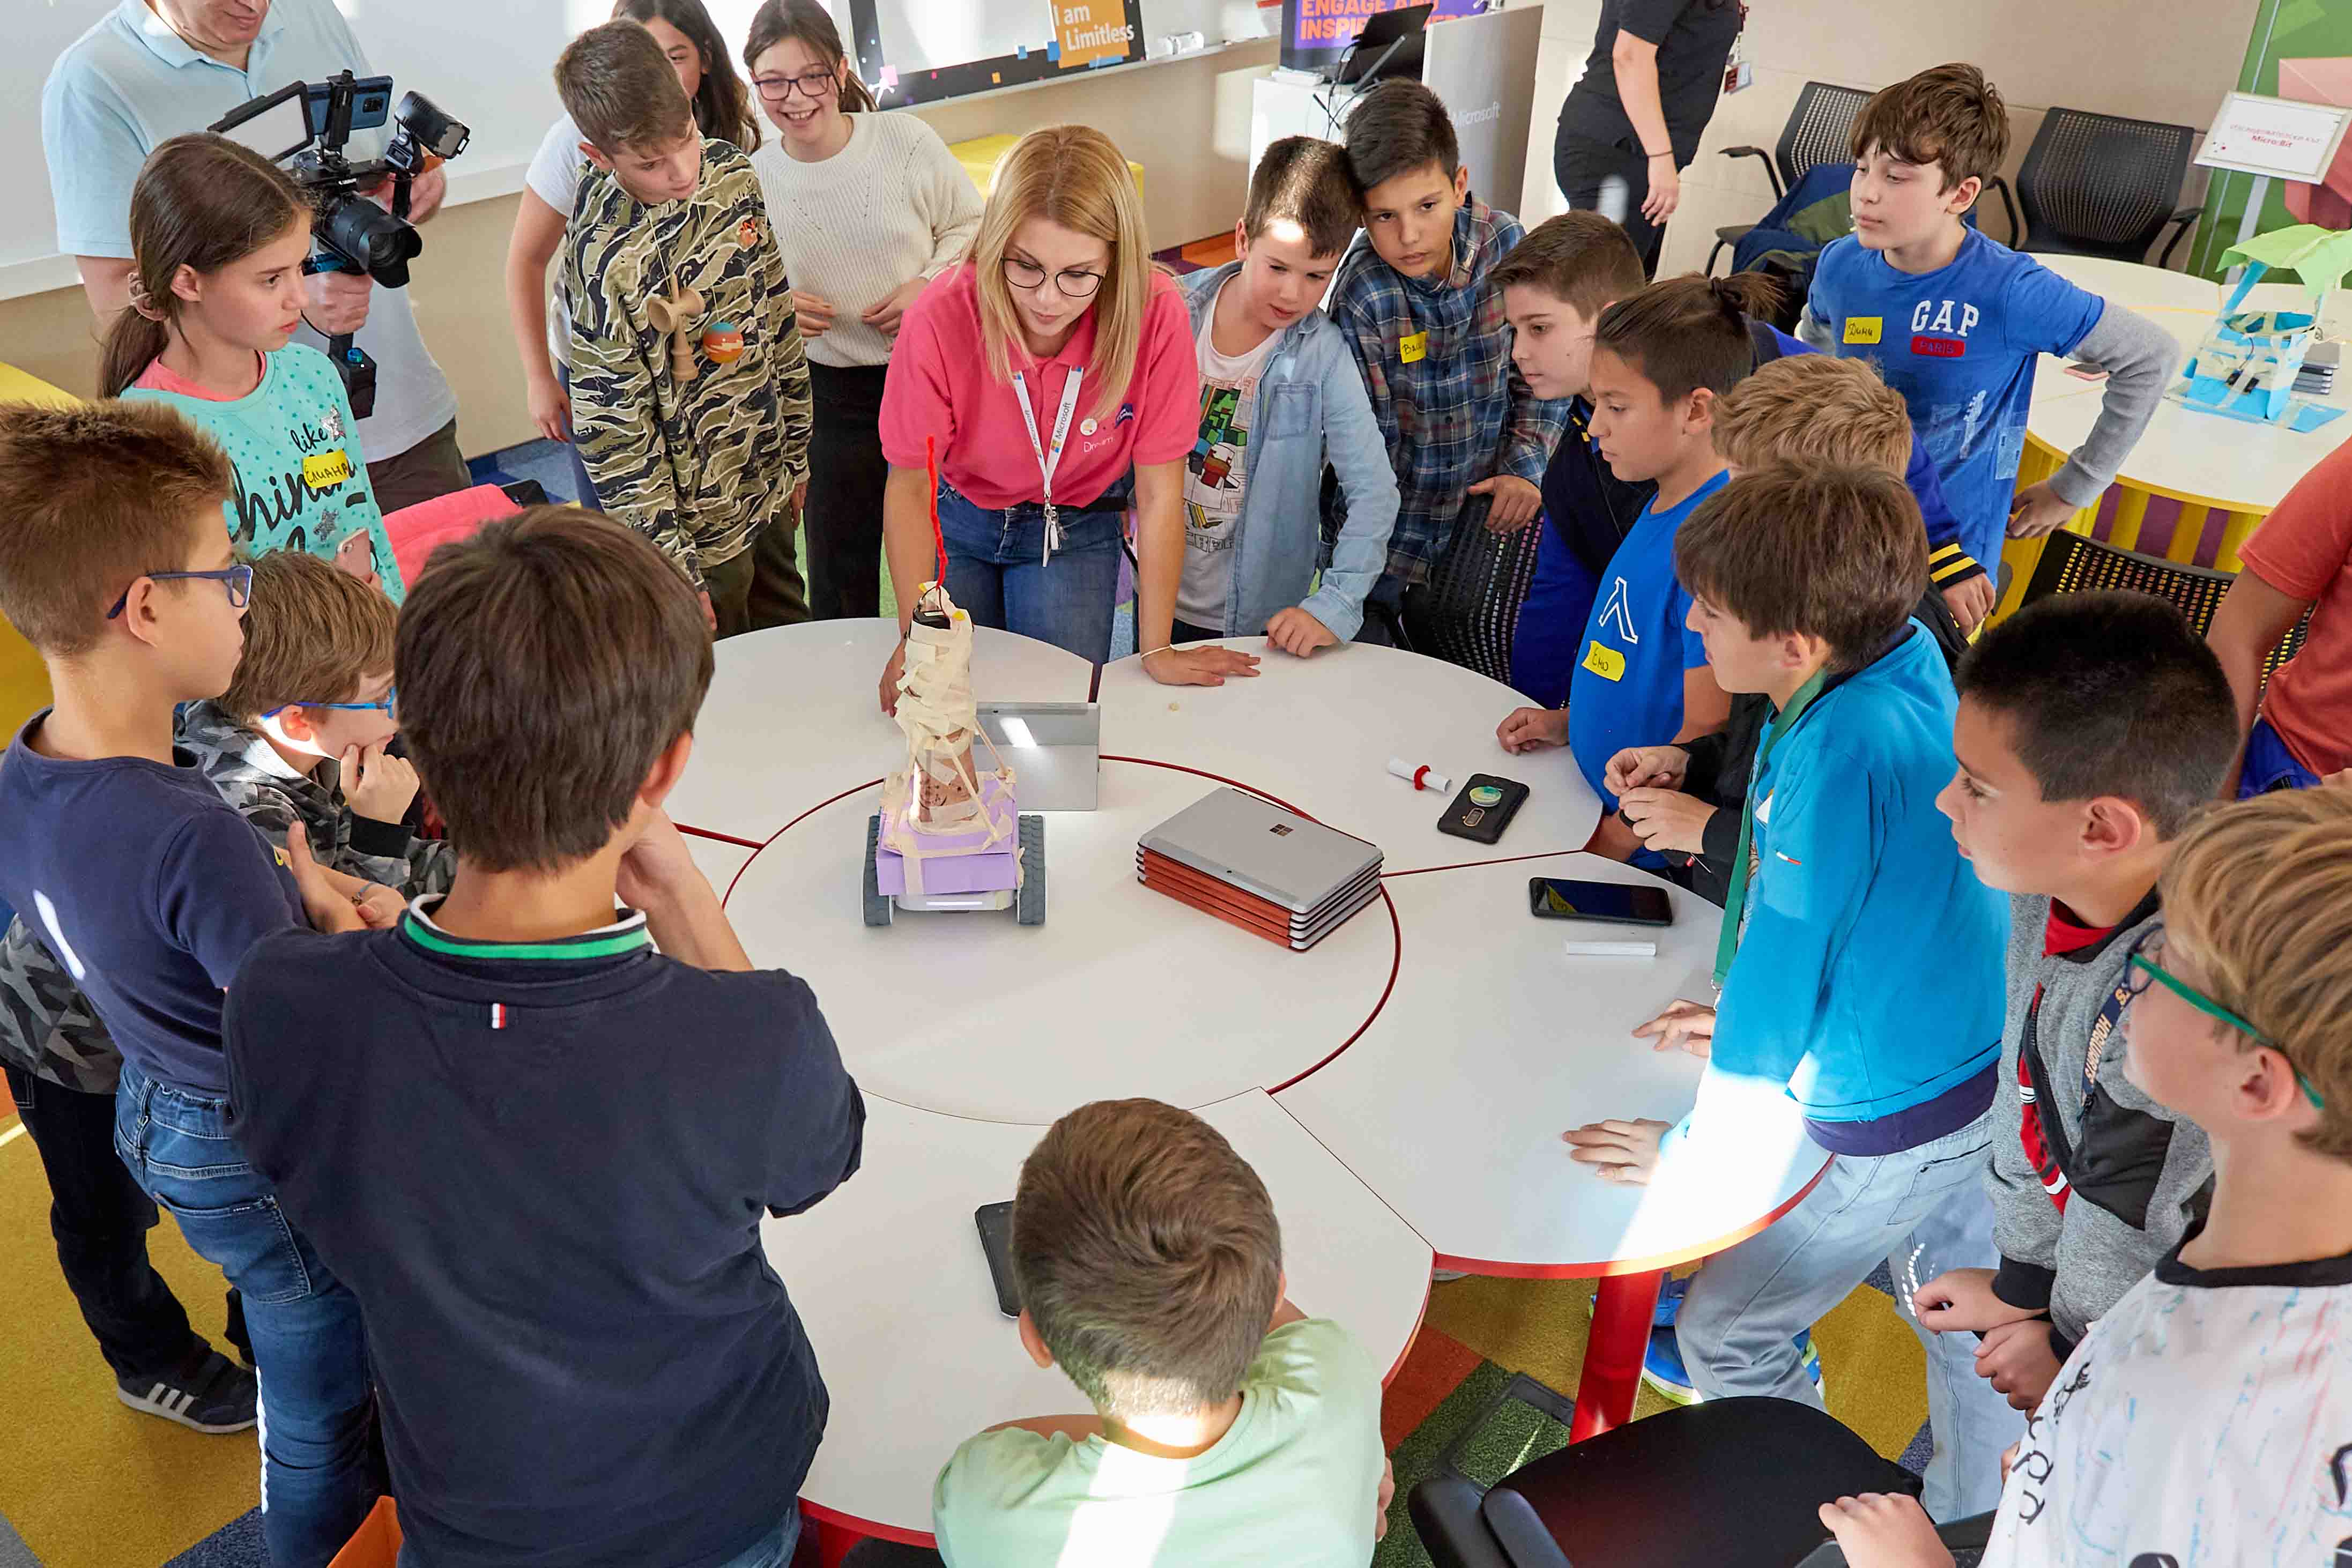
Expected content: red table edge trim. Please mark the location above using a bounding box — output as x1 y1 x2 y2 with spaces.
678 822 768 851
1424 1157 1835 1279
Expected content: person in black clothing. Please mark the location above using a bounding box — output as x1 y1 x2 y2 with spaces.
1554 0 1745 273
1610 353 1969 899
224 509 866 1568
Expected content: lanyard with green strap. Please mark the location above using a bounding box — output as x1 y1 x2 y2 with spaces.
1713 667 1831 988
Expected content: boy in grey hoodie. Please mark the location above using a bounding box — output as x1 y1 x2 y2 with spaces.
1920 593 2239 1413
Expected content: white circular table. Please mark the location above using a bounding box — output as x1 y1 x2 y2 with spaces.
674 622 1829 1546
2016 254 2352 588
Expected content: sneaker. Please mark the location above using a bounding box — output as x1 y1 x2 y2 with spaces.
1431 1268 1468 1283
117 1350 258 1435
1638 1325 1825 1406
1653 1273 1688 1328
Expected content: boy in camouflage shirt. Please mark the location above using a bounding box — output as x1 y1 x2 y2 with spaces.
558 21 812 639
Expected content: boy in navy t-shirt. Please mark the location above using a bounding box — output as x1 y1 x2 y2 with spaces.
223 508 865 1568
1801 64 2176 577
0 401 381 1567
1497 273 1774 858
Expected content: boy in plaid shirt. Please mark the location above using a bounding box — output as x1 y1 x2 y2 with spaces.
1321 80 1569 677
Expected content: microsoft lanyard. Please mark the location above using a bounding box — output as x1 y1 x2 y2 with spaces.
1713 667 1831 988
1011 367 1084 568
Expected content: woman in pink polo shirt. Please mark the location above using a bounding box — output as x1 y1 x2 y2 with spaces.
875 125 1260 702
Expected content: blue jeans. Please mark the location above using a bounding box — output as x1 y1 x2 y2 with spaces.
936 478 1126 664
114 1058 379 1568
1675 1111 2020 1521
2239 714 2322 797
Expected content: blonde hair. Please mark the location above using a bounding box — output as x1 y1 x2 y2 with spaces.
2161 787 2352 1160
1714 355 1915 477
970 126 1153 425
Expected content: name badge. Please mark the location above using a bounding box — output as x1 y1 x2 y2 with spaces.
1843 316 1883 346
1581 640 1626 681
1400 330 1427 365
302 450 354 492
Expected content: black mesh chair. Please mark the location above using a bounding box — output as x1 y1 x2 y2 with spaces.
1983 109 2203 267
1412 1391 1928 1568
1402 503 1545 682
2020 532 2308 688
1707 81 1874 275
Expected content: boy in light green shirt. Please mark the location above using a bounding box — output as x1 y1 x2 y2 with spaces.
932 1098 1392 1566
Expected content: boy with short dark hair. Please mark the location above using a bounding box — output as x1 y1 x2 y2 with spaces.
223 508 865 1568
1801 63 2176 577
1604 353 1973 899
1174 136 1398 654
1824 787 2352 1568
1322 79 1569 677
0 400 378 1566
559 19 812 639
932 1097 1390 1566
1565 464 2016 1519
1914 593 2237 1417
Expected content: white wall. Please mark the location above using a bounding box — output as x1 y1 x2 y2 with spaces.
1512 0 2261 277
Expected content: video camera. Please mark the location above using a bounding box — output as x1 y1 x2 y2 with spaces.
209 72 470 419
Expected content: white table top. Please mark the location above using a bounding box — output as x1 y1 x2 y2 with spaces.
667 621 1094 845
2027 254 2352 514
767 1089 1433 1540
1275 854 1827 1277
724 760 1399 1123
1098 637 1602 872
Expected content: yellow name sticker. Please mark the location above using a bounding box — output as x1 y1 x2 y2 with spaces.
1843 316 1883 346
302 450 354 492
1400 330 1427 365
1581 640 1626 681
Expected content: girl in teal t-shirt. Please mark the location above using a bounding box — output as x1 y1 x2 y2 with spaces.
103 133 404 602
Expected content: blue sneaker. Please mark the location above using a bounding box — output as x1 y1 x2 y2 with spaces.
1654 1274 1688 1328
1639 1324 1824 1404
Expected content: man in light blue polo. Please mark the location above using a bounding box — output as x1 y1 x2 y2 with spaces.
44 0 470 511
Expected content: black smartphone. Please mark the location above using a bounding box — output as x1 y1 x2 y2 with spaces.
975 1201 1019 1319
1529 876 1674 926
1437 774 1529 844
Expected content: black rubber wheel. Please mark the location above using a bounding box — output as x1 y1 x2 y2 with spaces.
1015 814 1046 926
863 814 893 927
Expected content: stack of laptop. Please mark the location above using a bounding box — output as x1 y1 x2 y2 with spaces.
1137 788 1383 952
2295 340 2339 398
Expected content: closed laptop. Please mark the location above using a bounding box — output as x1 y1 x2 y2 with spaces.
1139 788 1382 916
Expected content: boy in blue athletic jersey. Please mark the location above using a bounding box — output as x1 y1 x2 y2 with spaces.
1496 273 1770 859
1565 464 2015 1520
1800 64 2176 575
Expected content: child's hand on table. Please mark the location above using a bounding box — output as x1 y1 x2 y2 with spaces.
343 742 420 825
1634 998 1715 1057
1562 1117 1672 1184
1470 474 1542 533
1817 1493 1955 1568
2007 481 2077 538
1142 644 1260 687
1912 1267 2044 1336
1265 607 1337 657
1496 706 1570 753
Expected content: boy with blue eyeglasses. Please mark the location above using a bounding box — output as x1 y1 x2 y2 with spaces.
1173 137 1399 653
0 400 388 1568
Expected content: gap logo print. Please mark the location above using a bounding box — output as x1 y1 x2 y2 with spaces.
1910 297 1980 358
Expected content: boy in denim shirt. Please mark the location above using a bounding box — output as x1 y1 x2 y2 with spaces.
1174 137 1398 653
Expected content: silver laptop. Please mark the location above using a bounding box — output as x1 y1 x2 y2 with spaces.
1140 788 1383 917
975 702 1099 812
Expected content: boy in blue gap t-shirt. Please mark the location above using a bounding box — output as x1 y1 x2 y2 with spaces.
1567 465 2014 1520
224 509 865 1568
1801 64 2177 577
0 402 384 1567
1497 274 1781 859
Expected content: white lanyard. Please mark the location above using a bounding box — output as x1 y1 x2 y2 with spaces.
1011 367 1085 567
